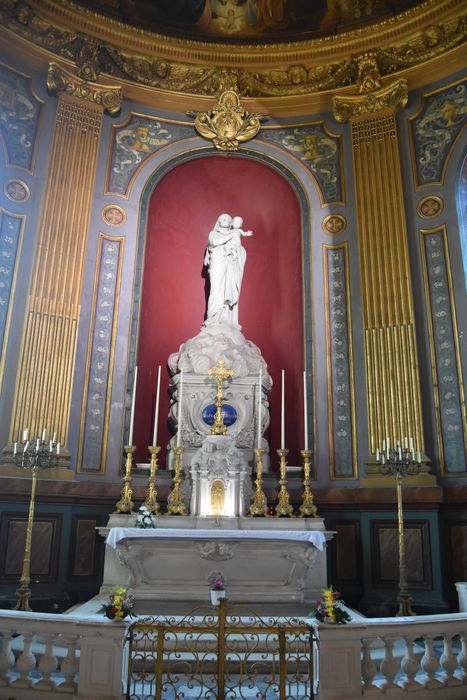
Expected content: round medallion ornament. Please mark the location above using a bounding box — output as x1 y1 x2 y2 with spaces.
322 214 346 234
102 205 127 227
418 196 443 219
4 179 30 202
202 403 237 427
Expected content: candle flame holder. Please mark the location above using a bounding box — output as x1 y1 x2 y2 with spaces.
115 446 135 514
143 445 161 515
299 449 318 517
13 434 60 611
249 448 268 516
378 445 422 616
275 448 294 518
167 446 187 515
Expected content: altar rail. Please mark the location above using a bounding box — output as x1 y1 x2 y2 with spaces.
1 608 467 699
126 599 313 700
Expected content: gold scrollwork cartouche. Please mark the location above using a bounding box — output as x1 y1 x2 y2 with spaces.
188 89 266 151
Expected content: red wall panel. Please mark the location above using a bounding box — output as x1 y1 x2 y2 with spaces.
134 155 305 467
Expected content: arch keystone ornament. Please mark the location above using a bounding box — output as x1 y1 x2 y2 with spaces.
188 89 267 152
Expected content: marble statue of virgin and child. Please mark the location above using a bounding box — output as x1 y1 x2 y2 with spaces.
204 213 253 326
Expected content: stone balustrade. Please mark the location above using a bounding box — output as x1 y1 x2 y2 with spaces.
1 606 467 698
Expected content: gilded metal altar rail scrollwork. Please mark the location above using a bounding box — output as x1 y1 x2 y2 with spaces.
125 599 314 699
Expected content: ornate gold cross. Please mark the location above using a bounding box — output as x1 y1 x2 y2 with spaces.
208 358 234 435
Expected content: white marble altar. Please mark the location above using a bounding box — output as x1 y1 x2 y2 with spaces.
100 516 333 605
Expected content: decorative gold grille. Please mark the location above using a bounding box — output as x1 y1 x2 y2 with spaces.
126 599 314 699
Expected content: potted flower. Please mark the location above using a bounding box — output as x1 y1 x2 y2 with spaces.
100 586 135 620
210 575 227 606
310 586 351 624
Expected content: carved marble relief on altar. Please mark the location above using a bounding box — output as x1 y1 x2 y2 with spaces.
0 210 24 390
0 63 42 171
420 226 467 474
323 243 357 479
107 115 192 196
409 79 467 189
78 234 124 474
260 123 344 204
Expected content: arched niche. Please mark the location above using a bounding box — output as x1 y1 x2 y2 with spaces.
131 151 311 468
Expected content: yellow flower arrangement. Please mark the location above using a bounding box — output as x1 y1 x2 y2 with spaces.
310 586 351 624
100 586 135 620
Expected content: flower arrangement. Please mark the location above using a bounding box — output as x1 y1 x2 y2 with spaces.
100 586 135 620
310 586 351 624
135 505 156 529
211 575 224 591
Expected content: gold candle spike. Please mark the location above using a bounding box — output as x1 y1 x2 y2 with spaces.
275 448 294 517
299 449 318 518
143 445 161 515
249 448 268 517
115 446 135 514
14 466 38 611
167 446 187 515
208 358 234 435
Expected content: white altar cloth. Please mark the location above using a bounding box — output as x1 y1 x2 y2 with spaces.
106 527 326 551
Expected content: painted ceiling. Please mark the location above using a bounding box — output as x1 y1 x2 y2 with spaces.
75 0 426 42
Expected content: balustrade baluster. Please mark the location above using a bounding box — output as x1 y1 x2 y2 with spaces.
420 635 442 689
440 633 462 686
0 631 15 685
13 632 36 688
361 637 378 691
379 636 401 691
35 633 59 691
400 636 421 690
58 635 79 693
457 631 467 685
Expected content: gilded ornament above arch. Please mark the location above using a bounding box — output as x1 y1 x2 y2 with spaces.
409 78 467 189
0 1 464 103
47 63 123 115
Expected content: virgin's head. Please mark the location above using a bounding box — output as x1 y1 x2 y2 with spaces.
217 213 232 229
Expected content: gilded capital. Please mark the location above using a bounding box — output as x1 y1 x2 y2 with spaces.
47 62 122 115
333 78 408 123
188 89 267 152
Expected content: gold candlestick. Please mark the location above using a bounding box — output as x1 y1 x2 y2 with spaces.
299 449 318 517
15 465 38 611
275 448 294 517
167 446 187 515
143 445 161 515
115 446 135 513
249 448 268 516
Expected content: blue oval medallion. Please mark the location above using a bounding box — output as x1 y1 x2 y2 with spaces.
202 403 237 427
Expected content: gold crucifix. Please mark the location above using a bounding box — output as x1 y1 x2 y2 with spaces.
208 358 234 435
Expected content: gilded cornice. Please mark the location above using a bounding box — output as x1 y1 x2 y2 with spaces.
0 0 465 105
47 62 122 115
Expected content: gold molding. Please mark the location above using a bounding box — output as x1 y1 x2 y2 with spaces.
333 78 408 122
419 224 467 476
418 195 444 218
47 62 122 115
0 0 464 114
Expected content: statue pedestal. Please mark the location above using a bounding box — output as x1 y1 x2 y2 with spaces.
98 515 334 607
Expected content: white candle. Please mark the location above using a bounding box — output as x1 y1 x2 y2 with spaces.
23 427 28 442
303 370 308 451
404 436 408 449
152 365 162 447
49 440 52 452
23 440 29 453
257 369 262 449
35 438 40 452
176 370 184 448
376 447 380 462
281 369 285 450
57 442 60 456
128 365 138 446
52 432 57 444
409 436 414 450
42 428 46 442
382 438 386 451
13 442 17 455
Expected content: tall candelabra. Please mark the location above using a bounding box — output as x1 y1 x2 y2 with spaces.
13 432 60 611
377 439 422 616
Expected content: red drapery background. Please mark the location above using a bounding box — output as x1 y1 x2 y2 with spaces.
134 155 305 467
